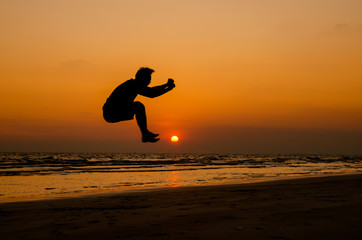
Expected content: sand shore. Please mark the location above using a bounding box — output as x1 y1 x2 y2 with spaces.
1 174 362 240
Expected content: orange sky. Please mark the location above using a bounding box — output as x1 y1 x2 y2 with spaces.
1 0 362 153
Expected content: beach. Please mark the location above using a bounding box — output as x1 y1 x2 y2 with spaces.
1 174 361 240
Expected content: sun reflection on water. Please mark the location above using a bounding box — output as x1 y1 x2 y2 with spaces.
166 171 181 187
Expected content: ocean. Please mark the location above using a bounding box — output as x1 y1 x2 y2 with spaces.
1 152 361 203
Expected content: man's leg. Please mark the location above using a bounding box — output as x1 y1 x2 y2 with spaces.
134 101 159 142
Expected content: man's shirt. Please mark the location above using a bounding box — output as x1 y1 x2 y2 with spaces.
106 79 139 106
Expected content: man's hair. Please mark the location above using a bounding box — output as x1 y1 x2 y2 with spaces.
135 67 154 79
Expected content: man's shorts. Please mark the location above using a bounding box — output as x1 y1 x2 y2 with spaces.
102 102 135 123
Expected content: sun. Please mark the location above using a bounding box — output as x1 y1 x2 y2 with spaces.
171 135 179 143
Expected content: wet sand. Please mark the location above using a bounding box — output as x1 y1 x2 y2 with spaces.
1 174 362 240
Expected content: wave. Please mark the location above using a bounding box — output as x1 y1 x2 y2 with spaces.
0 153 361 176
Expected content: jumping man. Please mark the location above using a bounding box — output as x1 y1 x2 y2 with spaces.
102 67 176 142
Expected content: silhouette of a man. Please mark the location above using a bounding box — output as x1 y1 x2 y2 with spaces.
103 67 175 142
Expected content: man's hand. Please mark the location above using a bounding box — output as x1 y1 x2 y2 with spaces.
167 78 175 89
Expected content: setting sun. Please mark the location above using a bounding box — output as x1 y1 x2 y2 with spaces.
171 136 179 143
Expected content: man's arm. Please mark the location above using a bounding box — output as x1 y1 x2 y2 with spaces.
139 79 175 98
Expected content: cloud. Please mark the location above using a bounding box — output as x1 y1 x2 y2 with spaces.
333 23 362 34
334 23 350 32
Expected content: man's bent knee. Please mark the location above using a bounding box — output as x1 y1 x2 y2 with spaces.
134 101 145 111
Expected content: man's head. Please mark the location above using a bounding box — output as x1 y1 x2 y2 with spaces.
135 67 154 86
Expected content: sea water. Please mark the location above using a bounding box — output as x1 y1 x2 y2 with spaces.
0 152 361 202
